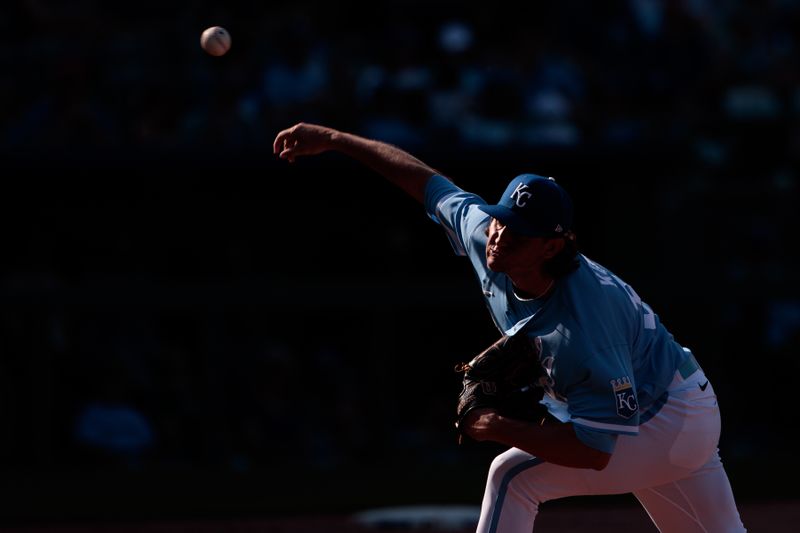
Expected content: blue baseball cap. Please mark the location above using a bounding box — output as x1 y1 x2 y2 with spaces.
478 174 573 237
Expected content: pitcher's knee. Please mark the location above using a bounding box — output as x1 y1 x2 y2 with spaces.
486 451 545 506
488 450 530 484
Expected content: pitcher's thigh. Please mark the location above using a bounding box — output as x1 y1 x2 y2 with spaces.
478 448 600 533
633 452 746 533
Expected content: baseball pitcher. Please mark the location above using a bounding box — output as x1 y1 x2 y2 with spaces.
273 123 746 532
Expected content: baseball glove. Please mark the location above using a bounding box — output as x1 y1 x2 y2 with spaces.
454 334 544 440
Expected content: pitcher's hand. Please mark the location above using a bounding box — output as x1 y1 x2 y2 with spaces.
273 122 336 163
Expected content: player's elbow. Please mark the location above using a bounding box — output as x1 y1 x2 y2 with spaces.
586 449 612 471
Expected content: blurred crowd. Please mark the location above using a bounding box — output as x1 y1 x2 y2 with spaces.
2 0 799 157
1 0 799 504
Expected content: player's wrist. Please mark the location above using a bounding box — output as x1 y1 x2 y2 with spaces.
327 129 342 148
462 408 503 441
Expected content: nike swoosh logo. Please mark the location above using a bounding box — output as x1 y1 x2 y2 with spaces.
699 381 709 391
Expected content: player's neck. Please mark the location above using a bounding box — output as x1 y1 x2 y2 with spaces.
511 275 555 301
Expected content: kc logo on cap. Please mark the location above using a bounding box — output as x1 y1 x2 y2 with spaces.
510 183 532 207
478 174 574 237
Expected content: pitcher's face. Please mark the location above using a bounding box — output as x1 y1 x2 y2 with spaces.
485 218 548 275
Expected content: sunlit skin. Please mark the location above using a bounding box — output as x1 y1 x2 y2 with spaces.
485 218 565 299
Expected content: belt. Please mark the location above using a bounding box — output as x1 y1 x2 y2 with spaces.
678 351 701 379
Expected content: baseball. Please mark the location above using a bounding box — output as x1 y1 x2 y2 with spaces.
200 26 231 57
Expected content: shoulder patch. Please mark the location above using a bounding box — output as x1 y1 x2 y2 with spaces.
611 376 638 419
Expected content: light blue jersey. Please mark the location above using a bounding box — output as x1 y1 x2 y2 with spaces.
425 175 691 453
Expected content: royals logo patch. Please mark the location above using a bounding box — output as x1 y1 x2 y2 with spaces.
611 376 638 419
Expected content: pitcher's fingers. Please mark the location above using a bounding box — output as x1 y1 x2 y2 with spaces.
278 147 296 163
273 130 291 154
272 133 285 154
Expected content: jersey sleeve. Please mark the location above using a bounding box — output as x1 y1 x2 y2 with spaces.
563 346 640 453
424 174 490 257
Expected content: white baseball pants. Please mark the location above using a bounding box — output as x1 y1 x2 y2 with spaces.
476 369 746 532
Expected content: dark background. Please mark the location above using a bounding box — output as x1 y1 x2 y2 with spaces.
1 0 798 525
